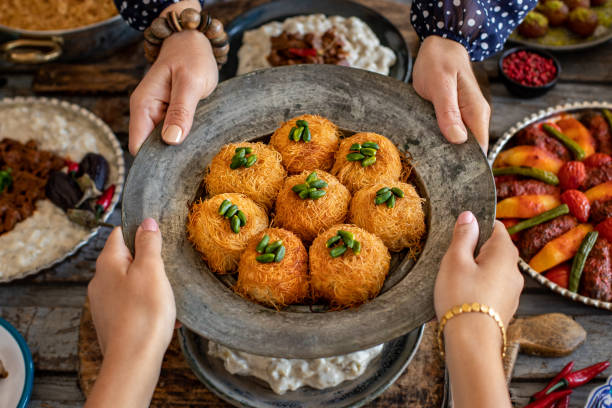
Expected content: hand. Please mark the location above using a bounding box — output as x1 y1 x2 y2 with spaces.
413 36 491 151
89 219 175 359
435 211 523 328
128 4 218 155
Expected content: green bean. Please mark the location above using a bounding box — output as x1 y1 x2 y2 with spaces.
265 240 283 253
309 179 328 189
375 191 393 205
256 234 270 253
256 253 275 263
309 190 326 199
292 183 309 193
346 152 365 161
362 156 377 167
225 205 239 218
245 155 257 167
352 240 362 255
569 231 599 293
492 166 559 185
218 199 232 215
230 215 241 234
306 172 318 184
330 245 347 258
387 194 396 208
326 235 342 248
236 210 247 226
274 245 286 262
506 204 569 235
391 187 405 198
361 142 380 150
604 109 612 129
542 124 586 161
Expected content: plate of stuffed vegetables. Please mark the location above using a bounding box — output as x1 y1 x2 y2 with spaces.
489 101 612 310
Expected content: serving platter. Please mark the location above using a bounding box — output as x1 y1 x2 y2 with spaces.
219 0 411 82
122 64 495 359
488 100 612 311
508 0 612 52
179 325 424 408
0 317 33 408
0 97 124 282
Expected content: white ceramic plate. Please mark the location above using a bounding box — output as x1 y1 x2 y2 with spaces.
0 96 125 282
0 317 33 408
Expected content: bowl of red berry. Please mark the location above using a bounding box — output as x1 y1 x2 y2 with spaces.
499 47 561 98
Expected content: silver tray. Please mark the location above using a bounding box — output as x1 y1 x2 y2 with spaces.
488 100 612 311
0 96 125 283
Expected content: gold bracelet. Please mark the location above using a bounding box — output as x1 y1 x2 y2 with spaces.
437 302 507 359
143 8 229 69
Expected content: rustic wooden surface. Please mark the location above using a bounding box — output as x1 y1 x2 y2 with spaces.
0 0 610 406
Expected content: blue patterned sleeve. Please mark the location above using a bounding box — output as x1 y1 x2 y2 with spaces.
114 0 206 31
410 0 538 61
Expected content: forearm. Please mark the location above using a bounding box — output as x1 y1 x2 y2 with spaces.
444 314 511 408
84 346 164 408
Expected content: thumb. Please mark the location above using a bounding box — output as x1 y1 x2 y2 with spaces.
133 218 162 268
161 70 201 146
444 211 479 265
431 76 468 145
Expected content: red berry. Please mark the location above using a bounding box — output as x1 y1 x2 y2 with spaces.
544 263 570 288
558 161 586 191
583 153 612 168
595 218 612 243
561 189 591 222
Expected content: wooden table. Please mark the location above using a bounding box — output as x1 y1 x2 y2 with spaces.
0 0 610 406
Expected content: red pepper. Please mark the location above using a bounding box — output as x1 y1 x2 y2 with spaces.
95 184 115 219
553 395 570 408
532 361 575 400
546 361 610 394
523 390 572 408
65 159 79 176
288 47 318 58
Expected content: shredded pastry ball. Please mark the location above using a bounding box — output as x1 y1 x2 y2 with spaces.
0 0 118 31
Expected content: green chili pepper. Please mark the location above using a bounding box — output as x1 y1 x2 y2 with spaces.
256 234 270 253
218 199 232 215
569 231 599 293
604 109 612 129
492 166 559 186
506 204 569 235
542 124 586 161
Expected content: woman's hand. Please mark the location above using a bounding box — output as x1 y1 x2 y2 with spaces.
435 212 523 408
85 219 175 408
128 1 218 155
413 36 491 151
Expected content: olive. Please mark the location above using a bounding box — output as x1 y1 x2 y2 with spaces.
45 170 83 211
78 153 109 191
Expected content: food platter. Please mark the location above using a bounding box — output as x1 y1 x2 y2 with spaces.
122 64 495 359
179 325 423 408
509 0 612 52
0 97 125 282
488 100 612 311
219 0 411 82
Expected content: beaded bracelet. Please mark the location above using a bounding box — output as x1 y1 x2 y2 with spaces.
143 8 229 69
437 302 507 359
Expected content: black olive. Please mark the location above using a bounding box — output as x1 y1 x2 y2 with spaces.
78 153 109 191
45 171 83 211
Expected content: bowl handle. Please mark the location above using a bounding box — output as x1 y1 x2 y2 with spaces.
1 37 63 64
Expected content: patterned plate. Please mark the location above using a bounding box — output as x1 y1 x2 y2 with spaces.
0 97 125 282
488 100 612 311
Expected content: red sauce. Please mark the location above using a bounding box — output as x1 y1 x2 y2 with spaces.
502 50 557 87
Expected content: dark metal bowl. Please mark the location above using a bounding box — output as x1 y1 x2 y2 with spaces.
498 47 561 99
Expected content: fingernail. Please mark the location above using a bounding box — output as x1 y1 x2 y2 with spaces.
140 218 158 232
447 125 467 144
162 125 183 145
456 211 474 225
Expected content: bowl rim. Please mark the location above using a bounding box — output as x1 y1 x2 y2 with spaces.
0 14 126 36
487 100 612 311
497 46 562 90
0 317 34 408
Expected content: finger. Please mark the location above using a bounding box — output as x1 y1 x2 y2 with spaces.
431 75 468 145
96 227 132 275
161 69 202 146
443 211 479 265
458 72 491 152
132 218 163 270
476 221 519 268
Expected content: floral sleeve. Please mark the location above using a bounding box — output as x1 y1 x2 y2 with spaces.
113 0 206 31
410 0 538 61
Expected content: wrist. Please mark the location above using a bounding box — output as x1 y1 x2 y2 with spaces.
443 312 503 356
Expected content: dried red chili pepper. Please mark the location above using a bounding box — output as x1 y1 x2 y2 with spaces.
288 47 318 58
522 390 572 408
95 184 115 219
532 361 575 400
65 159 79 176
546 361 610 394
